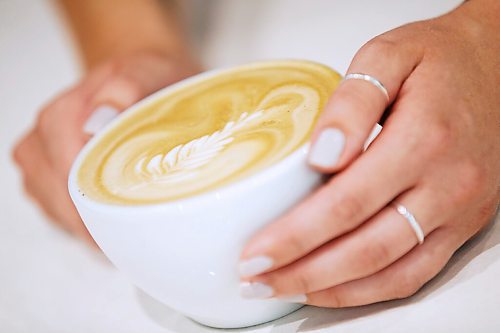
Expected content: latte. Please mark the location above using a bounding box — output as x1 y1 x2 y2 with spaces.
77 60 341 204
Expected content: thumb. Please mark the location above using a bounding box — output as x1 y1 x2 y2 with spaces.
82 72 145 135
83 54 197 135
308 37 422 173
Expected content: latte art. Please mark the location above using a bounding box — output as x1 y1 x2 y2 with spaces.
78 61 342 204
136 110 264 183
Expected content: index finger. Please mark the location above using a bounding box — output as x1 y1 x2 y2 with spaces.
239 34 424 277
308 34 423 173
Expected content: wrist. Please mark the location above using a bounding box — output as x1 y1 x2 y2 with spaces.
452 0 500 31
112 49 203 81
82 41 197 73
58 0 197 71
434 0 500 48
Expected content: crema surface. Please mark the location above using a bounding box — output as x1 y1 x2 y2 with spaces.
78 61 341 204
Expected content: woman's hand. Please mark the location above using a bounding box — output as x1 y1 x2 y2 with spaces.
13 51 199 245
239 0 500 306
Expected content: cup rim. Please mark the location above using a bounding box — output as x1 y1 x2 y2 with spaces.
69 59 335 212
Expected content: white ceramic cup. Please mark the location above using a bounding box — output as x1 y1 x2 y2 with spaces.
68 65 325 328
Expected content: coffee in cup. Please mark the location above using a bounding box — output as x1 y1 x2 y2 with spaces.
78 61 339 204
70 60 342 328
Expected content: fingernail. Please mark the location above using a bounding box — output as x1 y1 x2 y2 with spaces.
277 294 307 303
240 282 274 299
83 105 119 135
238 256 273 277
363 124 382 150
308 128 345 168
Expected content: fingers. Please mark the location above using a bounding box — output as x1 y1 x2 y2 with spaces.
37 54 190 177
13 132 95 245
308 36 423 172
240 185 446 298
35 61 116 177
239 120 426 276
14 53 198 246
35 89 90 179
82 69 150 136
86 52 198 135
304 227 458 307
82 66 162 135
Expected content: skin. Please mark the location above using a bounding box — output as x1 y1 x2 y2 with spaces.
240 0 500 306
12 0 200 245
12 0 499 306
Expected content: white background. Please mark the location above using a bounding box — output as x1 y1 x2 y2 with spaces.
1 1 499 332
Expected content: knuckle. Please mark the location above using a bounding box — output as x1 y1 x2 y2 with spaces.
329 192 363 224
410 119 453 160
327 290 345 308
106 57 124 71
12 134 33 168
451 161 487 204
359 37 400 61
332 88 376 124
326 91 377 146
35 93 76 138
461 161 487 191
104 75 145 104
12 141 26 166
393 271 422 299
100 55 131 75
284 231 309 257
476 199 498 227
424 120 455 154
268 266 312 295
292 271 312 293
361 240 392 272
21 179 34 197
36 107 54 136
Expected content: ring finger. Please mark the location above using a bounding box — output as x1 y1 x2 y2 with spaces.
240 185 448 298
304 226 459 307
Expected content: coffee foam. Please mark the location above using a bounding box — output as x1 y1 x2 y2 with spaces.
78 61 341 204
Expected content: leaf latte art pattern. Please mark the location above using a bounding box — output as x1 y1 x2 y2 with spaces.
135 111 264 183
77 61 342 204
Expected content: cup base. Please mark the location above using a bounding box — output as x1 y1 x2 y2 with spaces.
188 304 304 329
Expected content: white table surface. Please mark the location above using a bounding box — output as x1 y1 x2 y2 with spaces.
1 1 498 332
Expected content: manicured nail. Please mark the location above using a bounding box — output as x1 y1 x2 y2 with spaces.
240 282 274 299
308 128 345 168
277 294 307 303
83 105 119 135
238 256 273 277
363 124 382 150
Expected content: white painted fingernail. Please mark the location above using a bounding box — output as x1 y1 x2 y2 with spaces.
83 105 119 135
363 123 382 150
308 128 345 168
240 282 274 299
238 256 273 277
277 294 307 303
